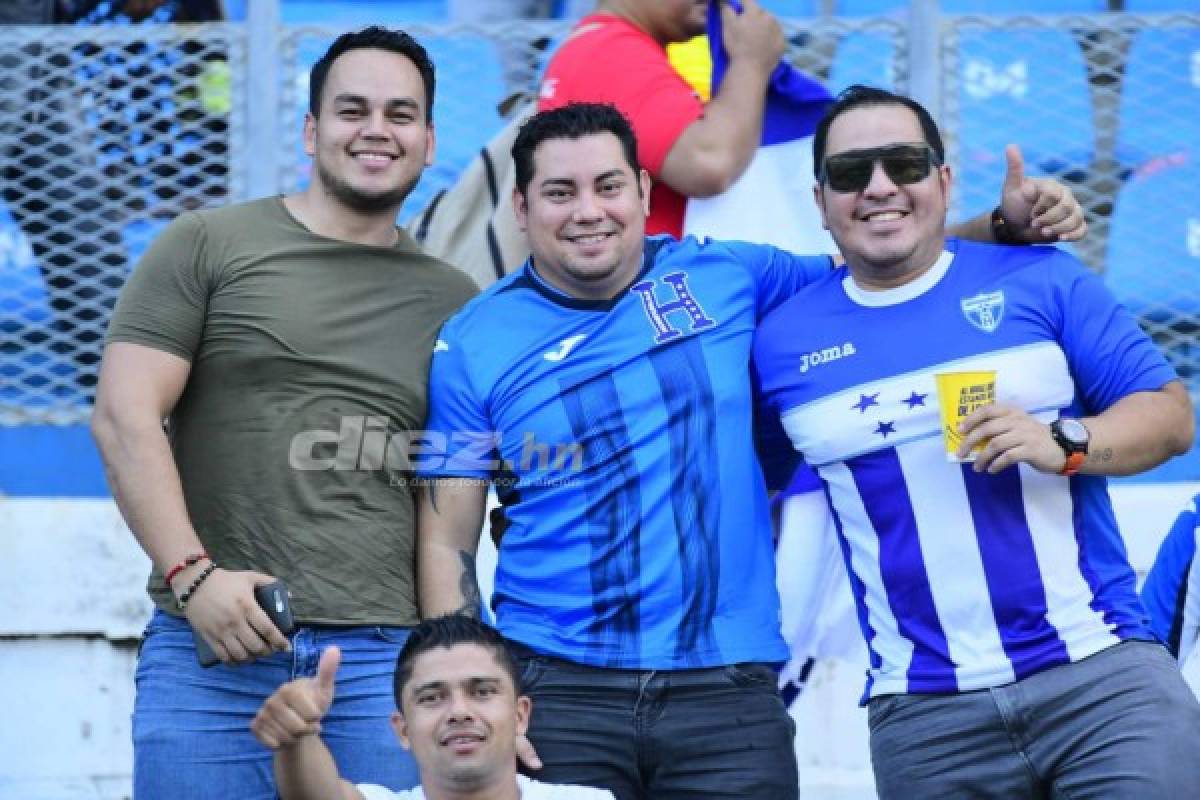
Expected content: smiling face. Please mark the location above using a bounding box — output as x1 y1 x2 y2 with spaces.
393 643 531 793
514 131 652 301
303 47 435 215
814 104 952 289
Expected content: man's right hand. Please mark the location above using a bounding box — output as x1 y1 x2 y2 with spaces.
252 646 341 750
720 0 787 76
174 566 292 664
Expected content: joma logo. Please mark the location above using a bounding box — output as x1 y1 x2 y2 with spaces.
799 342 857 374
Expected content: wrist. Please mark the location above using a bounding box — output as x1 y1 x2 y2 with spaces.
175 562 218 609
991 206 1023 245
165 551 210 590
1050 418 1090 476
168 557 211 596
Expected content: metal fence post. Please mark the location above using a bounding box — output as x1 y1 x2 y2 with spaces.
243 0 282 201
908 0 941 120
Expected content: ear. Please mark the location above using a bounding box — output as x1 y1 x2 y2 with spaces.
303 112 318 158
512 187 530 232
514 695 532 737
638 169 652 217
424 121 437 168
391 710 413 751
813 183 830 232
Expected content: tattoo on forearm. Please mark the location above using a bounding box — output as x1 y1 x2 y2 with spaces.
1088 448 1114 464
456 550 482 618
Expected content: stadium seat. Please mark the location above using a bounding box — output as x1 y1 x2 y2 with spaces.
828 31 899 92
1124 0 1200 10
757 0 820 17
281 0 448 26
940 0 1106 12
834 0 907 15
1114 26 1200 169
951 28 1094 218
1104 159 1200 319
0 206 50 329
1106 158 1200 482
0 204 83 410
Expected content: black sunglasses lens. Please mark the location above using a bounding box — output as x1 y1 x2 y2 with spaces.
825 157 874 192
823 147 934 192
882 154 932 185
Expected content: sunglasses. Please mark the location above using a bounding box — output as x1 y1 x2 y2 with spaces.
819 144 943 193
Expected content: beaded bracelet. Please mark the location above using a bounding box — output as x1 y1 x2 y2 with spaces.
165 552 210 586
177 562 217 610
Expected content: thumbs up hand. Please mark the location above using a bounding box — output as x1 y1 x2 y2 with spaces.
251 646 342 750
997 144 1087 243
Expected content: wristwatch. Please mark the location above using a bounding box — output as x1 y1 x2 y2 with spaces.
1050 418 1090 476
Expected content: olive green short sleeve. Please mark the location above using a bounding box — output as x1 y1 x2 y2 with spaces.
107 211 211 361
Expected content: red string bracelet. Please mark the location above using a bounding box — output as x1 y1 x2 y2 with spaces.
165 552 210 586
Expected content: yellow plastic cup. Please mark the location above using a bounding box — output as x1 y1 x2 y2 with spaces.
935 371 996 462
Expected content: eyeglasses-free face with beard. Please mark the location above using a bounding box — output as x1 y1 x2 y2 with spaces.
819 143 943 193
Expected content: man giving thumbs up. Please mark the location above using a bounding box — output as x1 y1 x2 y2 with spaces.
252 614 614 800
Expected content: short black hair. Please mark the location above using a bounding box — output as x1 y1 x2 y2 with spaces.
511 102 642 197
308 26 436 123
393 614 521 709
812 85 945 180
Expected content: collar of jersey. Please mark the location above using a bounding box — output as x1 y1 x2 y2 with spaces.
522 237 665 312
840 248 955 308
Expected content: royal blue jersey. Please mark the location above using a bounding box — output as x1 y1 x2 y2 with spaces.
1142 495 1200 656
420 235 831 669
753 239 1177 701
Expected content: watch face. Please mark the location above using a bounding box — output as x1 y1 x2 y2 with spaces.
1057 418 1089 446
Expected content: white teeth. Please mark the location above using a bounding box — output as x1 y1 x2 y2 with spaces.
573 233 609 244
866 211 904 222
356 153 392 163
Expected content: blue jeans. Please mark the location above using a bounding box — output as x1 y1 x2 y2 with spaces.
513 646 798 800
133 610 419 800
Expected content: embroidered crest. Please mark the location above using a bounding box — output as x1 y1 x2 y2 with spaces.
961 291 1005 333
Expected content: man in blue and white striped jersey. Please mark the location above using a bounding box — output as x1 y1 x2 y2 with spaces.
753 85 1200 799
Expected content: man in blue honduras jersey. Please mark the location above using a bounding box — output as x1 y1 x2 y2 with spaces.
1142 493 1200 700
417 101 1089 800
753 85 1200 799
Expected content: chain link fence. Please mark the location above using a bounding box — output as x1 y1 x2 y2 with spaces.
1 22 244 424
941 11 1200 392
2 12 1197 426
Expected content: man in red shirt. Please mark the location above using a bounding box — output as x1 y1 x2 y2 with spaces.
539 0 781 238
538 0 1086 244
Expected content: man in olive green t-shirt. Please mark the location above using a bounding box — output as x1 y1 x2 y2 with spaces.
91 27 477 799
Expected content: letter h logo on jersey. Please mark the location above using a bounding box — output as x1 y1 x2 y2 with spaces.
630 271 716 344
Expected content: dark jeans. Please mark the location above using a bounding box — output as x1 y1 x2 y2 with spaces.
513 646 798 800
868 640 1200 799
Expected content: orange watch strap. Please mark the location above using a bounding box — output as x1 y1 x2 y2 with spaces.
1059 451 1086 476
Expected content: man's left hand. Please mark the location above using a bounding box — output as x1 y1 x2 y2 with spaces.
999 144 1087 243
957 402 1067 475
